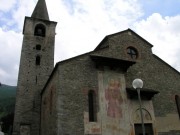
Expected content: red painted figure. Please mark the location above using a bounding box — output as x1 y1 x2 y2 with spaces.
105 79 123 118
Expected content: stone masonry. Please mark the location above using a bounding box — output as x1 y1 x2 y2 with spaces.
13 0 180 134
13 7 57 135
41 29 180 135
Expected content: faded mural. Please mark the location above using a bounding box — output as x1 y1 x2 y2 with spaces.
84 71 131 135
100 71 130 135
105 78 123 118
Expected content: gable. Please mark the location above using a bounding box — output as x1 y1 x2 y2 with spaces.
94 28 153 51
93 28 154 63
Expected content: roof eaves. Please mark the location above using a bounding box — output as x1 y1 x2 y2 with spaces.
94 28 153 51
94 36 109 51
127 28 153 48
41 63 59 95
153 54 180 75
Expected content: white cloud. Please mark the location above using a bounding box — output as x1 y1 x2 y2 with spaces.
12 0 37 30
133 13 180 70
0 28 22 85
0 0 16 12
1 0 180 85
0 68 8 79
47 0 143 62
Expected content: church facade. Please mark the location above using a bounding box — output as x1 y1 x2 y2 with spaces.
13 0 180 135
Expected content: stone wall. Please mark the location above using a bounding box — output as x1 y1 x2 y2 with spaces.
42 29 180 134
13 17 57 135
158 131 180 135
56 55 98 135
54 30 180 134
41 69 58 135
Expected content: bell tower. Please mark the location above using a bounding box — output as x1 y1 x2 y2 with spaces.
13 0 57 134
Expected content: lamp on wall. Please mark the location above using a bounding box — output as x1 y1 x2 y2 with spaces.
132 78 145 135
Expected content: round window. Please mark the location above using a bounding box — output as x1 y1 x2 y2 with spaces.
127 47 138 59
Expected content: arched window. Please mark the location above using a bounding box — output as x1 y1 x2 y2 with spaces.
34 24 46 37
88 90 97 122
36 45 41 50
36 55 41 65
175 95 180 118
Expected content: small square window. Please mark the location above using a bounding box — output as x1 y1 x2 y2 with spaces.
36 45 41 50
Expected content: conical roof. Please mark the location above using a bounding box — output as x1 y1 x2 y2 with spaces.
31 0 49 20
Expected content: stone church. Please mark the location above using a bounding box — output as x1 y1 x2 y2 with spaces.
13 0 180 135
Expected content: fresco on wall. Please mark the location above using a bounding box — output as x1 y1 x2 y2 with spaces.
99 71 131 135
84 71 130 134
105 78 123 118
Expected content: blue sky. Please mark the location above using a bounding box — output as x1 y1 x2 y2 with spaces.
0 0 180 85
140 0 180 18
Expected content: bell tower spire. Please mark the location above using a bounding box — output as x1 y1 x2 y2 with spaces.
31 0 49 20
13 0 57 134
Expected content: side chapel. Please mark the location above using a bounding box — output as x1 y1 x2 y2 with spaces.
13 0 180 135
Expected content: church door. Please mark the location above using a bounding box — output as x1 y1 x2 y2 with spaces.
134 123 154 135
